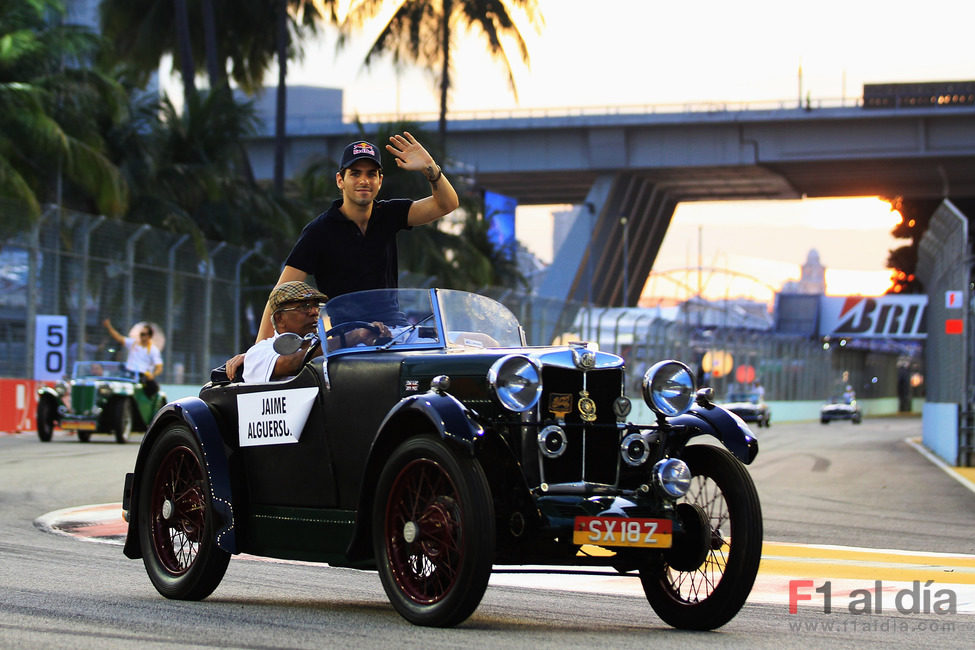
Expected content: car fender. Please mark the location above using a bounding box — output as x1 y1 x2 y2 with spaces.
380 390 486 453
670 403 759 464
122 397 238 559
36 387 60 415
344 391 485 561
37 386 60 400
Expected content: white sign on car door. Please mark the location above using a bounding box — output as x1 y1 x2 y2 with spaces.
237 386 318 446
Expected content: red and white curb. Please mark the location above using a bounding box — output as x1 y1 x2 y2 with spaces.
35 502 128 545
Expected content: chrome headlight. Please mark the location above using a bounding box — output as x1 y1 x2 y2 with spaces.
97 384 112 397
653 457 692 498
642 360 695 417
488 355 541 413
54 381 69 396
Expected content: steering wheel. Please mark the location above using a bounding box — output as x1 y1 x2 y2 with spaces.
300 338 322 367
326 320 384 348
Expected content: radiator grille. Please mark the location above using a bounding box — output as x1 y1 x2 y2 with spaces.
538 367 623 485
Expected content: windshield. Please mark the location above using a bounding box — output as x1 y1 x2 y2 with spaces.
438 289 523 348
72 361 134 380
320 289 524 354
727 393 760 403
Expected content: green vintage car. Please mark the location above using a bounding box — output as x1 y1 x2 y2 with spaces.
36 361 167 443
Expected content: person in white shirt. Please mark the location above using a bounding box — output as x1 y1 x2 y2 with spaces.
243 282 326 383
102 318 163 396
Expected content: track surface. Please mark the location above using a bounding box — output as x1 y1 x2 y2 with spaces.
4 416 975 647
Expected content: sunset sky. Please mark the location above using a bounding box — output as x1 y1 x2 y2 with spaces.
241 0 968 300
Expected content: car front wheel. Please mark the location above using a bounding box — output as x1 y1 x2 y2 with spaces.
640 444 763 630
373 435 495 627
37 396 57 442
138 422 230 600
111 398 134 443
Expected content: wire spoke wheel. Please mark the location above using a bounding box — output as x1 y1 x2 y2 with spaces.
138 423 229 600
640 445 762 630
374 435 494 627
150 444 207 574
387 460 463 603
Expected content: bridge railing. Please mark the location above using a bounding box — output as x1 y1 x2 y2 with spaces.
272 96 870 135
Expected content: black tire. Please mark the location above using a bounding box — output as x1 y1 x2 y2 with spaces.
37 397 57 442
78 429 92 442
112 399 134 443
373 435 495 627
640 444 763 630
138 423 230 600
820 417 829 424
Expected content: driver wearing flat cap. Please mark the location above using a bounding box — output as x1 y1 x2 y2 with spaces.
242 282 389 383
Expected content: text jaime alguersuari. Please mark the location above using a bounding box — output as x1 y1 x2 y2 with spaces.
247 395 291 438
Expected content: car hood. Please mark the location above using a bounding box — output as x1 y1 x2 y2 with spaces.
721 401 763 410
822 403 856 411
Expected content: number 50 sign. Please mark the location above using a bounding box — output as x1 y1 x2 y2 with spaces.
34 315 68 381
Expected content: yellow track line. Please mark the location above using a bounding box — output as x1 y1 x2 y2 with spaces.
759 542 975 584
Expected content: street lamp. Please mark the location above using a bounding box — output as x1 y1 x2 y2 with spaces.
620 215 629 307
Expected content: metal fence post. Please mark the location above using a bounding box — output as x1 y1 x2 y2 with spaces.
202 242 226 378
234 249 256 355
165 235 189 380
25 211 50 378
77 216 106 361
612 309 628 354
124 224 151 327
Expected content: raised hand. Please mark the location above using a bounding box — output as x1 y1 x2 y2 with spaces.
386 132 436 175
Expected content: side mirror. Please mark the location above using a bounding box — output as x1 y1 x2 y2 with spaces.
272 333 303 355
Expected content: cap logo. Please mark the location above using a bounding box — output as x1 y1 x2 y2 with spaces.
352 142 375 156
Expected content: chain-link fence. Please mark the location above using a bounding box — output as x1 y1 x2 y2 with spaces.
3 206 261 384
474 285 907 403
3 207 910 402
916 199 972 464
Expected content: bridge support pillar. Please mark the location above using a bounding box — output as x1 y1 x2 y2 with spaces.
535 173 679 343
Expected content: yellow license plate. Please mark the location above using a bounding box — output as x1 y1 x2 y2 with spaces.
62 421 97 431
572 516 672 548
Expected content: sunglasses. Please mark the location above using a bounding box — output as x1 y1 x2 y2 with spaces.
276 301 322 314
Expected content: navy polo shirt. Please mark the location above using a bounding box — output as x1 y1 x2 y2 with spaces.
285 198 412 299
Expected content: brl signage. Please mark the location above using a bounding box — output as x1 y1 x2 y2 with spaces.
819 295 927 339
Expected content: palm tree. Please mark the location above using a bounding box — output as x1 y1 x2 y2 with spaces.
111 90 305 251
101 0 336 195
342 0 543 145
0 0 126 237
270 1 340 194
100 0 197 100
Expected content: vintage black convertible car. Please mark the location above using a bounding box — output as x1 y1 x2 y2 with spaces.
121 288 761 630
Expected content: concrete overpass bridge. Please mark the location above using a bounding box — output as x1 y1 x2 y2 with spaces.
246 97 975 306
